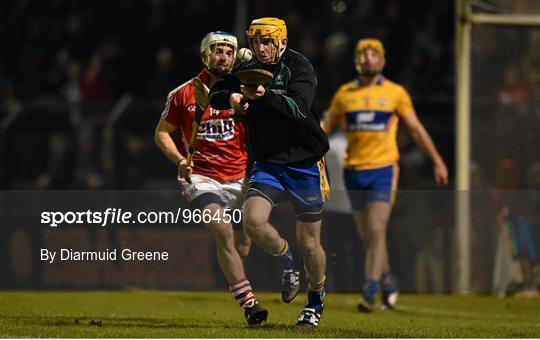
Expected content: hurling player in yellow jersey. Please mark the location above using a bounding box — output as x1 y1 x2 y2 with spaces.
324 39 448 312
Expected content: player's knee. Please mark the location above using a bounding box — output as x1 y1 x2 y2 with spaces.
243 212 268 235
367 222 387 239
298 236 320 256
210 224 235 247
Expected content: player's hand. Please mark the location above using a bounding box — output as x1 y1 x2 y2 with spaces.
433 160 448 186
230 93 249 112
240 85 265 100
178 158 193 179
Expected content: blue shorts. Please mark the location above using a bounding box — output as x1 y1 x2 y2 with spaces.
246 160 330 222
344 164 399 211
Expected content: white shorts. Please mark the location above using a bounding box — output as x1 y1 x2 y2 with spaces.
177 174 244 209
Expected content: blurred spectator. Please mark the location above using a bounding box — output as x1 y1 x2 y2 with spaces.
73 128 106 189
80 52 114 123
148 47 180 97
498 64 533 115
62 60 83 127
46 47 71 94
120 133 152 188
0 68 21 120
35 133 73 189
523 30 540 97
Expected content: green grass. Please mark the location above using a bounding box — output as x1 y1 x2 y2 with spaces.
0 291 539 337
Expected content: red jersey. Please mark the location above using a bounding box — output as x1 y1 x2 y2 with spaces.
161 70 247 181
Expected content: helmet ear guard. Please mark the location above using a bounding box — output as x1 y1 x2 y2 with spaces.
200 31 238 69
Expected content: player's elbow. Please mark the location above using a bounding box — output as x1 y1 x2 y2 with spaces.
406 122 423 140
154 127 167 150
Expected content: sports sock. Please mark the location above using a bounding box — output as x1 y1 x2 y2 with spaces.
381 272 397 292
273 239 295 271
229 278 257 308
363 279 379 303
307 274 326 292
306 288 325 308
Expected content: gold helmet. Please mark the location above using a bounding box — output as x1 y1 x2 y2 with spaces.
355 38 385 56
246 17 287 58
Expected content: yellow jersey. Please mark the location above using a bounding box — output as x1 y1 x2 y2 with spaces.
329 76 414 170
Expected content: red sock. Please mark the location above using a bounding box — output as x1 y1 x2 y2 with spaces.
229 278 257 308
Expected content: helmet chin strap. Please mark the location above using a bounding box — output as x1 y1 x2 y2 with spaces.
276 41 286 62
207 65 228 77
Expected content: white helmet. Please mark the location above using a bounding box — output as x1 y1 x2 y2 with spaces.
200 31 238 68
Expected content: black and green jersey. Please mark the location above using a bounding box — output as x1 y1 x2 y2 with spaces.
209 48 329 164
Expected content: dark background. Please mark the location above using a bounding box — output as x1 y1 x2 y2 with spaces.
1 0 538 295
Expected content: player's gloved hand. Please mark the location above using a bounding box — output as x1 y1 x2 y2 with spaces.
178 158 193 180
241 85 265 100
230 93 249 112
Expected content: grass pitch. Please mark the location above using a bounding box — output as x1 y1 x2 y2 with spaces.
0 291 538 338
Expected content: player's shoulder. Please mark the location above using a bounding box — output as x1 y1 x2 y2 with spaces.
336 79 359 93
381 78 409 94
283 48 313 68
166 78 194 99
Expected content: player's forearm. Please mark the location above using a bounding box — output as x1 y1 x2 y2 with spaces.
322 111 336 135
155 131 183 166
259 88 313 120
410 126 445 165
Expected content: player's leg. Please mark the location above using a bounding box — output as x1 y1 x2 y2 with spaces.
224 180 252 261
379 165 400 309
351 165 399 312
296 218 326 327
366 201 392 280
200 200 267 325
285 159 328 327
243 187 300 300
234 228 251 260
345 166 391 311
359 201 392 309
297 221 326 288
243 163 300 303
200 201 246 281
186 177 248 283
180 175 267 325
243 193 281 253
352 210 370 275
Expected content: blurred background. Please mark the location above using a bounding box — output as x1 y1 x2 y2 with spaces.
0 0 538 297
0 0 455 190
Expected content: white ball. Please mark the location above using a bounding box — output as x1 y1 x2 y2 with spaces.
237 48 253 62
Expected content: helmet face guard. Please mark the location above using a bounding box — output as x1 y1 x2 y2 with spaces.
246 18 287 63
200 31 238 73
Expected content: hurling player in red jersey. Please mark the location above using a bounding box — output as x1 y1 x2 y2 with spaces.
154 31 268 325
